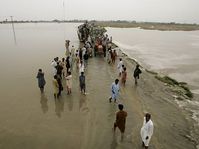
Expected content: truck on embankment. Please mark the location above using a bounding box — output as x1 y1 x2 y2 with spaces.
77 22 107 57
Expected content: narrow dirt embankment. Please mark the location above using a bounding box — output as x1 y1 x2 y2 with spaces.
74 45 196 149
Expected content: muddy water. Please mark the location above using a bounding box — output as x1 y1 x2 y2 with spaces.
107 27 199 145
106 28 199 93
0 23 198 149
0 23 141 149
0 23 84 148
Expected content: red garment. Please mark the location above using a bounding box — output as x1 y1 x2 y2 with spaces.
114 110 127 133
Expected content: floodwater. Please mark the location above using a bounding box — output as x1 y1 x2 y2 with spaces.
0 23 145 149
107 27 199 94
107 27 199 139
0 23 198 149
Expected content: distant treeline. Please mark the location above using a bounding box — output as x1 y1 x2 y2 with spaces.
0 20 87 24
1 20 199 31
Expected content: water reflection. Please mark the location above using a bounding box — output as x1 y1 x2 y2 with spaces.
79 96 86 110
40 94 48 114
110 133 118 149
67 98 73 111
55 98 64 118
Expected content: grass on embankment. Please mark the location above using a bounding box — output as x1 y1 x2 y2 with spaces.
155 75 193 99
90 23 194 99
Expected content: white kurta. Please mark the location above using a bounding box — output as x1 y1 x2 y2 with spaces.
65 75 72 89
82 47 86 57
51 61 57 76
117 61 124 73
79 63 85 75
141 118 154 146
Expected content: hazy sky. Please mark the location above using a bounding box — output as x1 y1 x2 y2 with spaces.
0 0 199 23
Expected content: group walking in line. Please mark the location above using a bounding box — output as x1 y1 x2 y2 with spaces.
36 27 153 148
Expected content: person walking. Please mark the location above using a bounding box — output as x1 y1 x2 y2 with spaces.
51 58 58 76
36 69 46 93
65 71 72 95
79 48 83 61
109 79 120 103
121 67 127 86
75 53 80 69
83 51 89 67
79 72 86 95
60 58 66 78
71 45 75 56
133 64 142 85
107 49 112 64
65 40 70 56
52 75 59 99
117 58 124 77
56 75 63 98
114 104 127 141
111 50 117 64
56 61 63 79
141 113 154 149
79 60 85 75
66 56 71 73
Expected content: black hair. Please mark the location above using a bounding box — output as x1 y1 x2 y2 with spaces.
145 113 151 119
115 79 119 83
118 104 124 110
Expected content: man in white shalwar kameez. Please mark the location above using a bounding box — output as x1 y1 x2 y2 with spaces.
117 58 124 77
79 60 85 75
51 58 57 76
109 79 120 103
141 113 154 149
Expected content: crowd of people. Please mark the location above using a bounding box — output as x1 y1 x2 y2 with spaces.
36 32 153 149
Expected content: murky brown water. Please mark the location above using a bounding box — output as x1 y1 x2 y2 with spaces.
107 27 199 143
0 23 197 149
107 28 199 93
0 23 141 149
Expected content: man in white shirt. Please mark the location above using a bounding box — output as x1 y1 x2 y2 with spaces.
79 60 85 75
82 46 87 57
117 58 124 77
141 113 154 149
51 58 58 76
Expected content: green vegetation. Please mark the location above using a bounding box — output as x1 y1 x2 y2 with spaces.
155 76 179 85
155 75 193 98
180 85 193 98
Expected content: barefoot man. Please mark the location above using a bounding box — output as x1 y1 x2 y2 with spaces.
114 104 127 141
109 79 120 103
141 113 154 149
65 40 70 56
133 64 142 85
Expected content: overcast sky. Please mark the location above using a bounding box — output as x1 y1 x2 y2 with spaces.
0 0 199 23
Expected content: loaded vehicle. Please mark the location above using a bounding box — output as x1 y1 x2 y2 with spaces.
77 22 90 42
77 22 107 57
94 37 105 57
